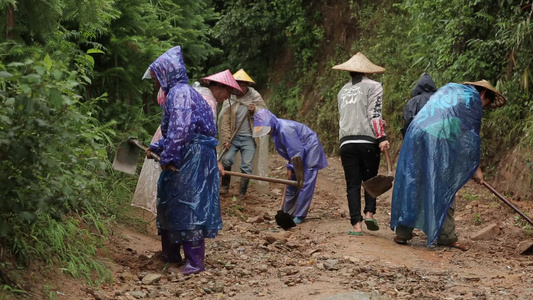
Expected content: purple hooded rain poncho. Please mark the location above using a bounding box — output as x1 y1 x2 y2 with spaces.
253 109 328 218
149 46 222 242
390 83 483 246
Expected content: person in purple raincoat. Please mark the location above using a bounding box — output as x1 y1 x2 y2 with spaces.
146 46 242 275
252 109 328 224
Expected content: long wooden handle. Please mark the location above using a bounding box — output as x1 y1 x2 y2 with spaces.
280 185 287 210
384 148 392 176
217 108 250 161
224 170 299 187
483 182 533 226
129 138 178 173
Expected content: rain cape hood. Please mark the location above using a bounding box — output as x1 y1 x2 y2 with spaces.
254 109 328 171
390 83 483 246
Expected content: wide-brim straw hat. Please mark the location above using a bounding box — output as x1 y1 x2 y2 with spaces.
233 69 255 84
332 52 385 74
463 80 506 108
201 69 243 95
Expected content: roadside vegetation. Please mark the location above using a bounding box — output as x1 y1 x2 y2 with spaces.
0 0 531 296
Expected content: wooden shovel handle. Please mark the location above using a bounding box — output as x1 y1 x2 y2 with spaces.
384 148 392 176
129 138 178 173
280 185 287 210
224 170 299 187
483 182 533 227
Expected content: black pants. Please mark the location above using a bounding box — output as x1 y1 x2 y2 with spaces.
340 143 380 225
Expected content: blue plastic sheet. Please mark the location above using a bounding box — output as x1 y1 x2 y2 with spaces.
390 83 483 246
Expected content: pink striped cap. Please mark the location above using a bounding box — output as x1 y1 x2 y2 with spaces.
201 69 243 95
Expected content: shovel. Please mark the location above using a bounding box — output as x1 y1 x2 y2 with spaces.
362 148 394 198
217 112 247 161
224 155 304 189
276 185 296 230
482 182 533 255
113 138 177 174
114 138 304 189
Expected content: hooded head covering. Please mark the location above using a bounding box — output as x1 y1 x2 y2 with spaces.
233 69 256 84
462 80 506 108
149 46 188 94
253 109 280 137
202 70 243 95
412 73 437 97
332 52 385 73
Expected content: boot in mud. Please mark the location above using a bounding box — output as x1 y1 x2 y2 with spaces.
178 239 205 275
220 166 232 195
238 178 250 200
160 230 183 264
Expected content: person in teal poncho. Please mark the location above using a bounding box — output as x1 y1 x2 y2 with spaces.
390 80 506 250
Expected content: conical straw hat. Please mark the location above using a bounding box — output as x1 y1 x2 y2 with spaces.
332 52 385 74
462 80 506 108
233 69 255 84
202 69 243 94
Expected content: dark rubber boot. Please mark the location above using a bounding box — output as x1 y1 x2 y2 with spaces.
178 239 205 275
220 166 232 195
239 178 250 197
160 230 182 264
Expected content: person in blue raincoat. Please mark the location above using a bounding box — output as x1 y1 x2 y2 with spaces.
252 109 328 224
390 80 506 250
146 46 242 274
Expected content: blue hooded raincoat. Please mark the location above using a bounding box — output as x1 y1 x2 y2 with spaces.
254 109 328 218
149 46 222 242
390 83 483 246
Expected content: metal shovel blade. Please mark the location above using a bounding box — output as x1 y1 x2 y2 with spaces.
362 175 394 198
275 210 296 230
113 140 140 175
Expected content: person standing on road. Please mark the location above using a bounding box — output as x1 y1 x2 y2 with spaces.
390 80 506 250
147 46 242 275
401 73 438 137
218 69 267 200
252 109 328 224
332 52 390 236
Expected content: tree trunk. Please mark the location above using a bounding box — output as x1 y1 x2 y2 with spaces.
6 4 14 40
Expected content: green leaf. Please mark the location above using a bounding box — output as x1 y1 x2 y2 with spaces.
20 84 31 94
0 115 12 125
87 48 105 54
6 62 24 67
34 118 49 127
84 55 95 68
49 88 63 109
81 75 92 84
53 69 63 81
43 54 53 71
0 71 12 78
34 65 46 76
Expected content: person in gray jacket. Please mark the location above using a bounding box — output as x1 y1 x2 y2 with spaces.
401 73 437 137
332 52 390 235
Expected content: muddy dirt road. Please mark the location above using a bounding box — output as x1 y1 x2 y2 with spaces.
89 155 533 300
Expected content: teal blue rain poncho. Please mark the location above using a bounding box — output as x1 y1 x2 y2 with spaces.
390 83 483 246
